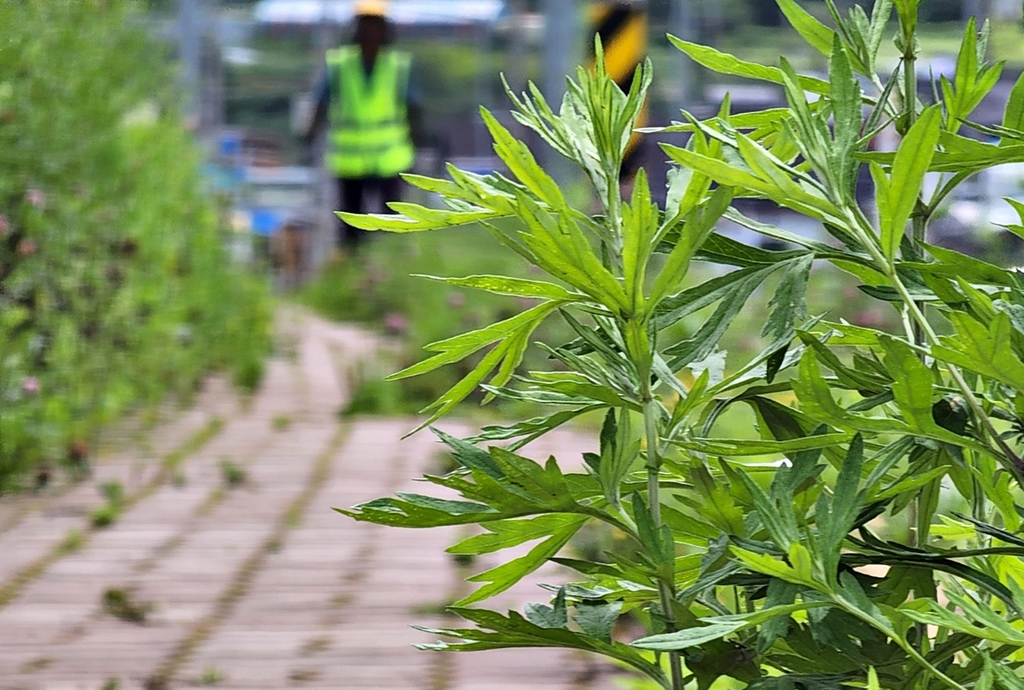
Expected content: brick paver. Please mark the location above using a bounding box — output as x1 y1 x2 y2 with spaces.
0 309 623 690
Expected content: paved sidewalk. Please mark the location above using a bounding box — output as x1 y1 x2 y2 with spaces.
0 310 623 690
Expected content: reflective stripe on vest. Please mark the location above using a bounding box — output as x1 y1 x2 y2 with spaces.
326 47 415 178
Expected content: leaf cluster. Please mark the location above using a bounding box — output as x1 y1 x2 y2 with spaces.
339 3 1024 688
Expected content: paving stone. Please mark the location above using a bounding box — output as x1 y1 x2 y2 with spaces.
0 312 617 690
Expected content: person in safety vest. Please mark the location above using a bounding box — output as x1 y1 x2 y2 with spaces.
304 0 420 250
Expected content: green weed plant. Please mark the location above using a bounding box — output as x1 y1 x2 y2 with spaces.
341 1 1024 688
0 1 272 490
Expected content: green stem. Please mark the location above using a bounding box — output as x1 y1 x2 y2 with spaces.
901 17 927 553
642 394 684 690
607 171 625 269
836 600 968 690
888 266 1024 483
844 210 1024 483
901 43 918 132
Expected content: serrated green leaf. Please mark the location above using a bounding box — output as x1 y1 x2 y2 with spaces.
878 336 986 451
738 470 799 551
632 601 830 651
668 36 831 96
420 608 669 686
1002 73 1024 143
632 493 673 566
673 433 852 457
480 107 564 209
899 598 1024 645
868 0 894 61
828 37 861 199
763 254 814 341
338 207 501 232
631 622 745 651
390 302 558 381
573 601 622 643
524 587 568 629
816 434 864 583
778 0 835 58
695 231 807 267
757 579 800 653
648 186 734 312
417 274 581 302
663 143 841 223
663 264 777 370
622 168 660 312
469 405 603 450
934 312 1024 392
335 494 499 528
433 428 504 478
447 514 581 555
686 464 746 534
837 571 893 633
732 544 823 590
458 515 587 605
882 106 941 262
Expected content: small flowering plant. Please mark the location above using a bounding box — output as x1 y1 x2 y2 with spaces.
0 1 273 489
341 2 1024 688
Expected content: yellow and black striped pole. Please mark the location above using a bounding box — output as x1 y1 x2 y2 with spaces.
588 1 648 176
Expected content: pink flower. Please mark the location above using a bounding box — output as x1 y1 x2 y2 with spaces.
383 312 409 336
21 376 39 395
17 238 36 256
0 215 8 236
852 309 886 328
25 189 45 209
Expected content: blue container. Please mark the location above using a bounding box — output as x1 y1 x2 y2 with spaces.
250 208 281 237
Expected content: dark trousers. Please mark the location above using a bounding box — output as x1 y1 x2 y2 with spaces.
335 176 402 249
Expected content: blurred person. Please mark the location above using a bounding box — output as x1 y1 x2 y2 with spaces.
304 0 420 253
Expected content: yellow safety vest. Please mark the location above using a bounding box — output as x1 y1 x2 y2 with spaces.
326 46 414 178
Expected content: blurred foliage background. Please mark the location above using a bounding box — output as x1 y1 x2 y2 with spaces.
0 1 273 492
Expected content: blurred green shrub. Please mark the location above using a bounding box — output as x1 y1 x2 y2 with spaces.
0 1 272 491
299 226 575 417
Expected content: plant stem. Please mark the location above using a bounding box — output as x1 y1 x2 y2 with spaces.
889 269 1024 482
845 210 1024 483
836 600 968 690
642 394 684 690
901 14 927 550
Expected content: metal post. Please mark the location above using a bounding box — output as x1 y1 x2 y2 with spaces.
543 0 575 111
474 20 490 157
669 0 696 105
206 0 223 133
963 0 987 23
507 0 528 95
179 0 203 127
543 0 577 180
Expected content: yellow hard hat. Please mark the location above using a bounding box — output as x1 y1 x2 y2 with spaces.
354 0 388 18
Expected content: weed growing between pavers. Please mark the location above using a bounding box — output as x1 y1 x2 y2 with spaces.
89 481 126 528
299 635 333 656
146 425 351 682
18 656 53 674
197 667 225 686
338 5 1024 688
219 460 246 488
57 529 84 555
102 588 153 624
